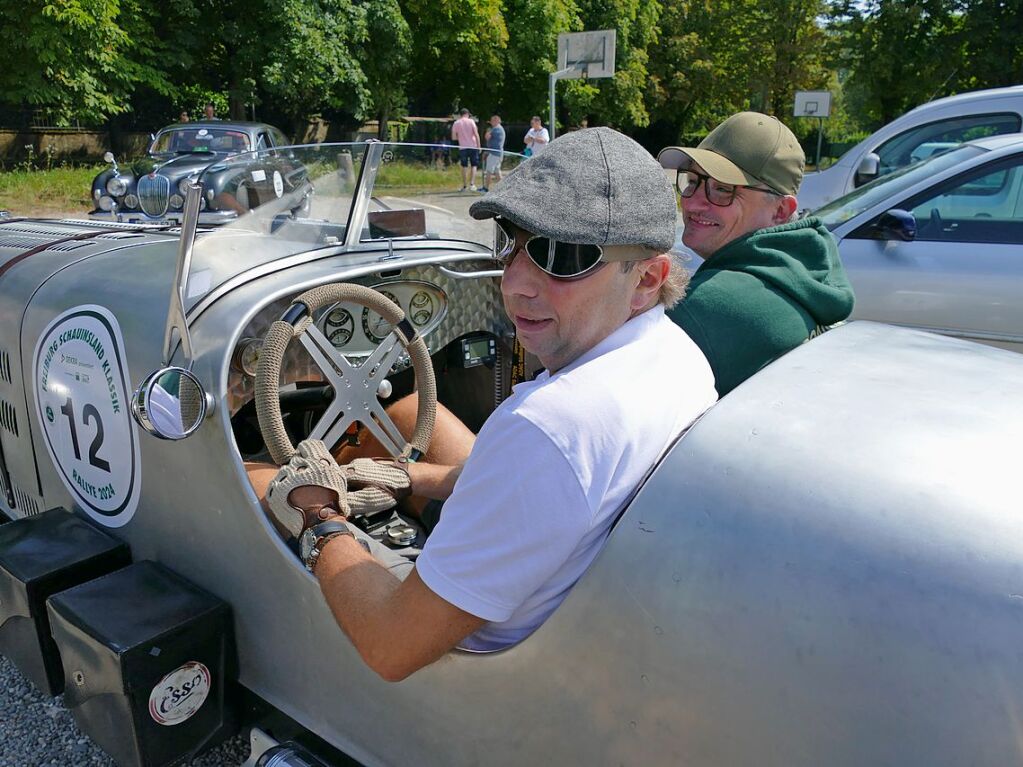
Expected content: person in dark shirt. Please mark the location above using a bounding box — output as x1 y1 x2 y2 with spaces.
658 112 855 395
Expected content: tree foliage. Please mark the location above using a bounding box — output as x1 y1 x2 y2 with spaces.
3 0 1023 146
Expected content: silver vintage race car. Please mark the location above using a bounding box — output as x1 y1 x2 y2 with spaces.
0 141 1022 767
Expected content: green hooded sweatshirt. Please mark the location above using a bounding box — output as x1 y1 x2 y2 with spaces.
669 216 854 396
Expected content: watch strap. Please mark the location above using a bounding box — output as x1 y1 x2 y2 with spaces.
302 519 356 573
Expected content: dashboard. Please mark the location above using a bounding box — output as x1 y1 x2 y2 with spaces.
227 265 512 417
318 281 447 356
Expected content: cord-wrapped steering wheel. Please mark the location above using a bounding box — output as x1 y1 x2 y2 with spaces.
254 283 437 465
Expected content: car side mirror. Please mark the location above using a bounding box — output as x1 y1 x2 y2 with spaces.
131 367 214 440
875 209 916 242
854 153 880 187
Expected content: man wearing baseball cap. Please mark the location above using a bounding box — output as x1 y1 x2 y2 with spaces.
259 128 717 680
659 111 855 395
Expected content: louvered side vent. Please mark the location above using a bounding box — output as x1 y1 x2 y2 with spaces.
0 399 18 436
43 244 90 253
0 235 49 250
0 348 10 384
12 485 41 516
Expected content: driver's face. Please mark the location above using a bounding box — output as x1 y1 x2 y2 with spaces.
500 238 640 374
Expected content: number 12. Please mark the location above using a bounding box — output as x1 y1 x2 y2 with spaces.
59 397 111 473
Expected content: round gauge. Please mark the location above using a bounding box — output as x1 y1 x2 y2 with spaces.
236 338 263 377
410 290 432 309
361 290 399 343
329 327 353 347
326 308 353 328
411 309 432 326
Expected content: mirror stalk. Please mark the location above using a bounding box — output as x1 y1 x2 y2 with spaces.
162 182 202 367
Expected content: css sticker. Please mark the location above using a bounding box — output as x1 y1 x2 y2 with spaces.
33 305 141 527
148 661 212 726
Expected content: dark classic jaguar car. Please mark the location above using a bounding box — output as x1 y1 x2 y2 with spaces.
89 120 309 225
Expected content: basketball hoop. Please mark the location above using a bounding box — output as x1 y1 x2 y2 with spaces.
550 30 616 138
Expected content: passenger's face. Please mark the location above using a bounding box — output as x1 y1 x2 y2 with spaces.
500 232 641 373
680 161 781 258
531 119 541 130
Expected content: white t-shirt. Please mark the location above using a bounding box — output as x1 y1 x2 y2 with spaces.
524 127 550 154
416 306 716 650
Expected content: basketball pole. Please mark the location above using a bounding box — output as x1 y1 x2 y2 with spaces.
549 66 578 140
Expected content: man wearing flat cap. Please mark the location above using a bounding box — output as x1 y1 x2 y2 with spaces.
259 128 716 681
659 112 855 395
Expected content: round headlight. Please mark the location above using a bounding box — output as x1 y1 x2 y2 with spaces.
98 196 114 211
106 176 128 197
124 194 139 209
178 178 193 196
169 194 184 210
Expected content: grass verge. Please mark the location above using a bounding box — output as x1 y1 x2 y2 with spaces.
0 166 102 218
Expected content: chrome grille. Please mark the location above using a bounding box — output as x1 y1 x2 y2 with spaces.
138 174 171 218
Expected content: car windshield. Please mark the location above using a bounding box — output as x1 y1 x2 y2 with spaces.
187 142 521 298
151 128 252 155
815 145 987 228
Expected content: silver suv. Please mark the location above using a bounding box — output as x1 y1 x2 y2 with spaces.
800 85 1023 211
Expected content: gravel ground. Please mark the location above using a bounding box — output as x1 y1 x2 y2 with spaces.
0 655 251 767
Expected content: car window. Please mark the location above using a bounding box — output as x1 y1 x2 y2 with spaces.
904 154 1023 243
256 133 270 151
874 113 1020 176
270 128 290 147
816 145 987 229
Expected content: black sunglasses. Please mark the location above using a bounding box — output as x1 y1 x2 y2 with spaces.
676 169 778 207
493 218 606 280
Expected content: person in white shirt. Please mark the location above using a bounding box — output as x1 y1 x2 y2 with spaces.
259 128 717 681
524 115 550 156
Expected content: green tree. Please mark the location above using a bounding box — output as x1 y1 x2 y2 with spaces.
957 0 1023 89
501 0 581 120
648 0 831 140
829 0 963 127
361 0 413 137
0 0 173 125
561 0 663 130
400 0 508 114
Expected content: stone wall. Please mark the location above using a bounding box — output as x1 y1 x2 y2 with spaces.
0 129 150 163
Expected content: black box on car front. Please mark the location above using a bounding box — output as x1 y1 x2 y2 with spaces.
46 560 237 767
0 507 131 695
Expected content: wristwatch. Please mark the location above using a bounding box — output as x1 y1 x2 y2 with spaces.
299 519 362 573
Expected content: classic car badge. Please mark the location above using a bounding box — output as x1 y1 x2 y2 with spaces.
148 661 212 726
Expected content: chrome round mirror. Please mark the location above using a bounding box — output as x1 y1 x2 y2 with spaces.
103 151 115 164
131 367 213 440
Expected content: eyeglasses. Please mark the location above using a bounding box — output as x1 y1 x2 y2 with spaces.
494 217 607 280
676 169 778 208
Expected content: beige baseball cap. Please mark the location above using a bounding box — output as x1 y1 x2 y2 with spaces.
658 112 805 196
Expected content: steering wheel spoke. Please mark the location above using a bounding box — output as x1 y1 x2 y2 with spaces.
299 323 360 390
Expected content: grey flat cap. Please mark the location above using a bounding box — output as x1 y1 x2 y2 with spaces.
470 127 676 253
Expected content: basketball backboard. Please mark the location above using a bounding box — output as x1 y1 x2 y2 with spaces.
557 30 616 79
794 91 832 118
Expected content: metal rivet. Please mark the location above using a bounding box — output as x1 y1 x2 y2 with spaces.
73 671 85 687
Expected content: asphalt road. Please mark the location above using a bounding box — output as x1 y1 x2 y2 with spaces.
0 654 251 767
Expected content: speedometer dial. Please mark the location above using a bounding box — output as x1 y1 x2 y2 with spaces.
361 291 399 343
324 307 355 349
